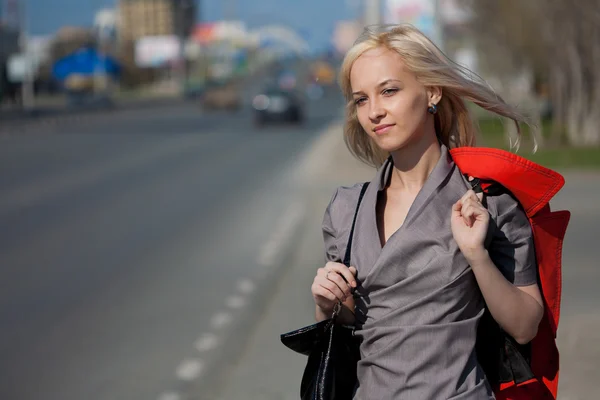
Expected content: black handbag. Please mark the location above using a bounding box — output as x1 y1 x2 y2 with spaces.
280 182 369 400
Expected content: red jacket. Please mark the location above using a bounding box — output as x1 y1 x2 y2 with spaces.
450 147 571 400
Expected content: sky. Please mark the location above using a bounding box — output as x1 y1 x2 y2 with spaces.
12 0 363 53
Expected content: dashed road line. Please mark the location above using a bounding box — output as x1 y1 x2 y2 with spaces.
237 279 256 294
210 311 233 329
158 200 306 398
175 358 204 381
157 391 181 400
194 333 221 352
226 295 247 309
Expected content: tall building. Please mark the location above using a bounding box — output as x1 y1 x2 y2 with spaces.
0 0 20 64
118 0 196 42
0 25 18 58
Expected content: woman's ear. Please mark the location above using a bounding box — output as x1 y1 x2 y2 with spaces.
427 86 442 106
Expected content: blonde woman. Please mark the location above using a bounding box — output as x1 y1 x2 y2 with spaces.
310 25 544 399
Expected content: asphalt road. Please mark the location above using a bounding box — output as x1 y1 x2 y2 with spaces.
0 89 344 400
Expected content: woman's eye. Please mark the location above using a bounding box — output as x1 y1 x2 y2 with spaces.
382 88 398 96
354 97 366 105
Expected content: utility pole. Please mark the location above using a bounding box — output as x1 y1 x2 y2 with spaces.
175 0 194 95
433 0 445 53
18 0 34 111
363 0 381 27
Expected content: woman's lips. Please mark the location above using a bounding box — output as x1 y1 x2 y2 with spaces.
373 124 395 135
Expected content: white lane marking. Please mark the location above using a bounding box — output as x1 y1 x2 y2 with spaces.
210 312 233 329
237 279 256 294
226 295 246 309
175 358 204 381
194 333 221 352
257 201 306 267
258 241 279 268
157 392 181 400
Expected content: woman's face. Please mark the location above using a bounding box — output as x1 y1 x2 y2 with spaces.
350 46 440 153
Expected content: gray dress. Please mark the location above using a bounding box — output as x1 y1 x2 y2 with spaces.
322 145 537 400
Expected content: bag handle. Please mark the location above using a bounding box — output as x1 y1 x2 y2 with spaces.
331 182 369 320
343 182 369 267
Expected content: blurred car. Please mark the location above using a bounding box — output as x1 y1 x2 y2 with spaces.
252 88 305 125
201 80 242 111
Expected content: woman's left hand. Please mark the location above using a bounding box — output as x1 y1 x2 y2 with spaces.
451 189 489 262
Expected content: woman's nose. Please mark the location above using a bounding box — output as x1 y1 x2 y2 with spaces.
369 102 385 121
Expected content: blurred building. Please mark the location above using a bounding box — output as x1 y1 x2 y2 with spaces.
0 24 19 97
94 8 118 45
0 24 18 62
0 0 20 63
118 0 196 42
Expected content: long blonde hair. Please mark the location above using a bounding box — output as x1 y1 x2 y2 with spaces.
340 24 530 167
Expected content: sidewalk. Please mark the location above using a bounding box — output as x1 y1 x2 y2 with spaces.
210 123 600 400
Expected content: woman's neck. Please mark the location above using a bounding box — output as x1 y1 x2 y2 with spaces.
388 136 442 193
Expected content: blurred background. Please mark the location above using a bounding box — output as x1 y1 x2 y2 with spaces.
0 1 598 399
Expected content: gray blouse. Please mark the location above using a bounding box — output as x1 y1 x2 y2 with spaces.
322 145 537 399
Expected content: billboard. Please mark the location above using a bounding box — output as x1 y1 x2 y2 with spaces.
191 21 249 47
384 0 441 46
135 35 181 68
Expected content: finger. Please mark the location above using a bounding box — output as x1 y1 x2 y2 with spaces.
320 279 346 302
452 199 463 217
312 284 337 304
326 264 357 288
349 266 357 276
464 196 487 210
464 203 483 227
313 280 342 302
463 197 487 214
461 189 479 203
462 205 475 226
452 199 461 212
467 189 484 204
463 203 488 226
462 206 472 227
325 271 353 297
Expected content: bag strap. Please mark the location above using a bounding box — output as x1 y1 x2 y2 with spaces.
465 175 509 196
343 182 370 267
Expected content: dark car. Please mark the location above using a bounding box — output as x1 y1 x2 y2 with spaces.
252 88 305 125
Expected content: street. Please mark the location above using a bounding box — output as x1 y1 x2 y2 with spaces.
0 89 344 400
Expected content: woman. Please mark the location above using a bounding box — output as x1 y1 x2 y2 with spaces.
310 25 544 399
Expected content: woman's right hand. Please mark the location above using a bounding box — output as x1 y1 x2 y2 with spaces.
311 261 357 313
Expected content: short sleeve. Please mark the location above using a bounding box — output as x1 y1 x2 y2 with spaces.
487 192 538 287
322 187 342 263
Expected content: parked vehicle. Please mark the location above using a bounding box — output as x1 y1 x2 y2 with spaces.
201 80 242 111
252 87 305 126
